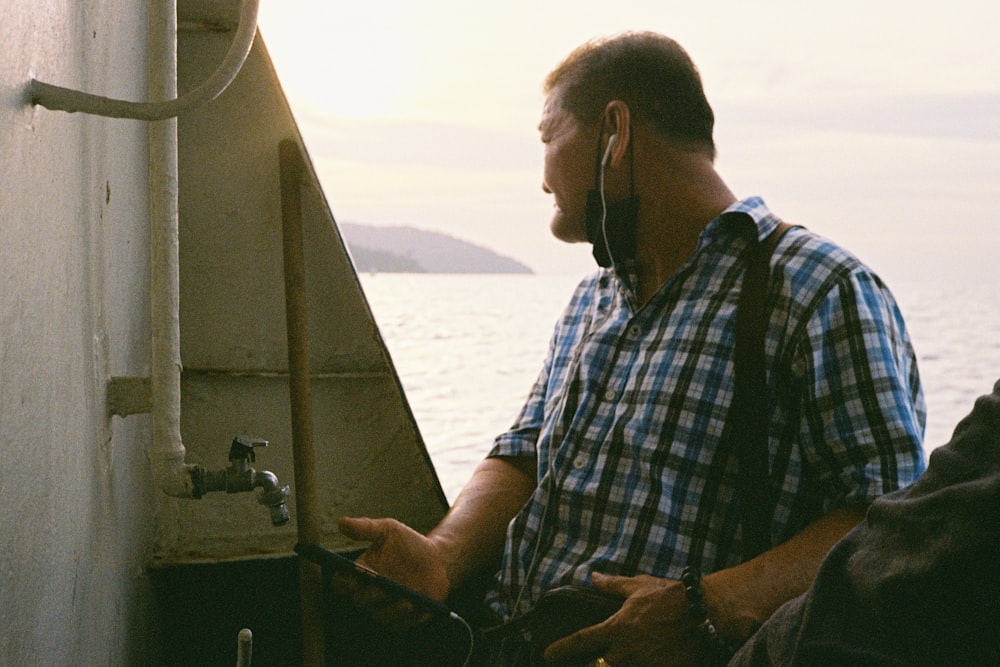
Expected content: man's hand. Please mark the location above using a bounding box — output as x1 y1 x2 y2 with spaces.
335 516 452 629
543 572 700 666
330 456 537 631
544 506 868 665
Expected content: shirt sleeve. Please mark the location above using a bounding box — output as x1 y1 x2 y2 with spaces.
796 268 927 509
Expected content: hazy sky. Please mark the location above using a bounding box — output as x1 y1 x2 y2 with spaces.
257 0 999 284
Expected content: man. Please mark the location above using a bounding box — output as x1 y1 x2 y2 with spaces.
339 31 925 666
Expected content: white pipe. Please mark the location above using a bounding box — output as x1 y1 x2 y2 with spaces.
236 628 253 667
147 0 195 498
30 0 259 120
32 3 259 498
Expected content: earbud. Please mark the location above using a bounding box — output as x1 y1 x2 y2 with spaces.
601 133 618 168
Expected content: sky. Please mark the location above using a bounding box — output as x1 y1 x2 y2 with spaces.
257 0 1000 285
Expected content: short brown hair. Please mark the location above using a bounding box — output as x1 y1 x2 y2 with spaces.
544 31 716 159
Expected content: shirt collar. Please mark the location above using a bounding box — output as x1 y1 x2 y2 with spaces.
606 196 781 301
699 196 782 249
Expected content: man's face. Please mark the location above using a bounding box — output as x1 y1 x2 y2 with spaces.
539 90 597 244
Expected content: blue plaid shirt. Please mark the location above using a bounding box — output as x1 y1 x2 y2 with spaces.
486 197 925 618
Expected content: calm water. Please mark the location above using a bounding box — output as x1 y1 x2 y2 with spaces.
360 273 1000 502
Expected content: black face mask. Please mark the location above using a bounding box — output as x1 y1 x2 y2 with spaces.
585 190 639 268
583 127 639 268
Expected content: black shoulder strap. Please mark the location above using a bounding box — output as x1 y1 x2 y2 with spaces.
683 220 797 570
733 221 795 559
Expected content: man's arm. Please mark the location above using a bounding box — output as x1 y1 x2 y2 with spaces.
338 455 536 604
544 505 866 666
428 455 537 589
703 504 867 639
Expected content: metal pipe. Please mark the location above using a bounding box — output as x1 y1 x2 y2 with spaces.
40 0 288 520
195 437 291 525
30 0 260 120
147 0 197 498
279 139 325 666
141 1 283 509
254 470 292 527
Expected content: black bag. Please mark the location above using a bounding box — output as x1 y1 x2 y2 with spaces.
481 585 624 666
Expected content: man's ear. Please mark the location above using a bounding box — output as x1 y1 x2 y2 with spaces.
602 100 631 168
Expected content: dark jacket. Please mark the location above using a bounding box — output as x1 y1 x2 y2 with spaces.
730 380 1000 666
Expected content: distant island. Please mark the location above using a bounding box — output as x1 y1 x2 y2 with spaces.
339 223 533 274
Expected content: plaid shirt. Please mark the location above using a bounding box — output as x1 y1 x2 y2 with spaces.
486 197 926 618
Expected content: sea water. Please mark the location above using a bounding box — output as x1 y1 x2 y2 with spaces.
360 273 1000 502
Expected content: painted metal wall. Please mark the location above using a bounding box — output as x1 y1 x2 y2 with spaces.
1 1 449 662
0 0 158 663
159 25 449 563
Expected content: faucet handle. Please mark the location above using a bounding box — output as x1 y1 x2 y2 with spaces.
229 435 269 463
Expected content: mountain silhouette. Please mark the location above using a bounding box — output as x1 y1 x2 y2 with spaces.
339 223 533 274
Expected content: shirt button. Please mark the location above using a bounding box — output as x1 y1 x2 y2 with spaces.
627 324 642 339
573 453 588 469
552 534 567 548
604 388 617 401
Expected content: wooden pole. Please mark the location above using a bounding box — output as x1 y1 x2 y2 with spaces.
279 138 325 666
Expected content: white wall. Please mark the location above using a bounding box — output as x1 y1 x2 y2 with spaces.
0 1 158 662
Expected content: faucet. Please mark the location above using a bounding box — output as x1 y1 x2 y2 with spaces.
190 436 291 526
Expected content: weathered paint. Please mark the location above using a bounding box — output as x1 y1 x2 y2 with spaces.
1 1 157 663
166 22 448 565
1 1 447 662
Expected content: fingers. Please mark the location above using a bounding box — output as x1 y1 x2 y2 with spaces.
592 571 671 598
327 569 362 597
591 571 639 597
334 573 430 633
331 516 440 632
337 516 387 546
323 546 430 631
543 619 611 663
543 574 636 661
355 585 431 631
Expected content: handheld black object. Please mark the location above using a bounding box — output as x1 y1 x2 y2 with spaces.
294 542 454 618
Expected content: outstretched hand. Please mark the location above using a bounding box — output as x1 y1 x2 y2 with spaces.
335 516 452 629
543 572 701 667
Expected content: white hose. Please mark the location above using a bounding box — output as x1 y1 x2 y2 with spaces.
30 0 259 120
